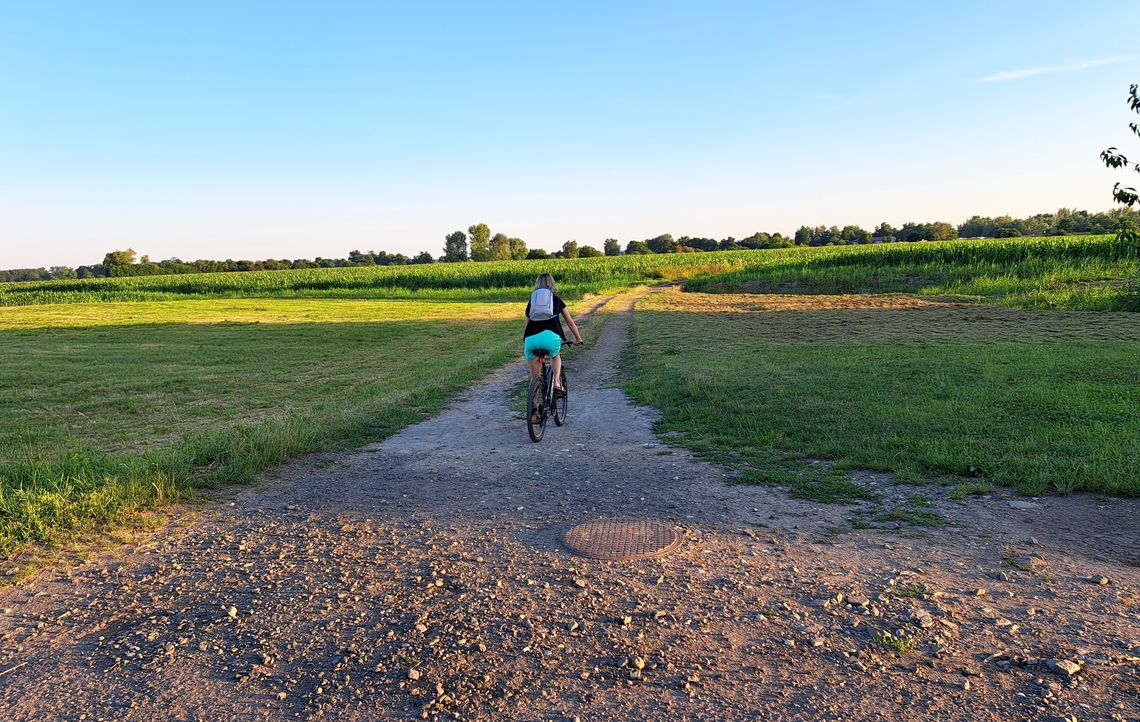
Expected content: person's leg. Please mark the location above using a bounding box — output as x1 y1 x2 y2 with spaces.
524 336 542 380
552 352 563 392
524 344 542 423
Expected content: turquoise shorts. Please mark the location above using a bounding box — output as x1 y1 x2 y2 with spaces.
524 330 563 360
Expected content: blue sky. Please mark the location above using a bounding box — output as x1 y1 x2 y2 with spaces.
1 1 1138 267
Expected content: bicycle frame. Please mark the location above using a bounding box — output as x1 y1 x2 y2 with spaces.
527 345 572 442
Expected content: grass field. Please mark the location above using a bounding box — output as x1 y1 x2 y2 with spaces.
2 234 1137 557
0 297 527 555
623 290 1140 498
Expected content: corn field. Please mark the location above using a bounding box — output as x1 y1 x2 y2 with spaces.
684 234 1140 311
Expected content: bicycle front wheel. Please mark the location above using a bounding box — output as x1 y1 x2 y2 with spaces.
527 374 546 442
553 369 568 426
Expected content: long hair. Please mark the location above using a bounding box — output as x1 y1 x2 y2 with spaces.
534 273 556 294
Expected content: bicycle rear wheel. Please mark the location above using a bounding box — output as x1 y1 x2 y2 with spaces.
526 374 547 442
553 369 568 426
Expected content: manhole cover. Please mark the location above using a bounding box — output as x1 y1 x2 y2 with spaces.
563 520 683 561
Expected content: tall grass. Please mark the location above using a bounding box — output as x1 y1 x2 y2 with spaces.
0 382 498 556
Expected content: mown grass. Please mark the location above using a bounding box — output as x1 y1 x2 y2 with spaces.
0 297 527 556
685 235 1140 311
622 290 1140 497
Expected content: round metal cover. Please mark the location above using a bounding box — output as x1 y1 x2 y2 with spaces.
563 520 683 561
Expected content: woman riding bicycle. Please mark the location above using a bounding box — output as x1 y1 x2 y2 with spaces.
524 273 582 404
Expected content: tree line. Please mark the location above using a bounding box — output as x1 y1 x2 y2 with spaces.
3 207 1138 283
0 248 436 282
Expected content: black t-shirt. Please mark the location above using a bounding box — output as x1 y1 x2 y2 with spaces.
524 294 567 340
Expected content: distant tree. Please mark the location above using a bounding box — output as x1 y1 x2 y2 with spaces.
873 222 897 240
508 237 528 260
957 216 993 238
578 245 603 258
897 223 924 242
443 231 468 262
738 233 770 250
76 264 106 278
625 240 652 255
489 232 511 261
102 249 137 276
134 258 162 275
794 226 813 246
803 225 832 246
719 237 740 250
561 240 580 258
603 238 622 256
526 248 551 260
468 223 491 261
996 227 1021 238
1100 83 1140 241
928 222 957 241
348 250 375 266
0 268 50 282
49 266 77 279
645 234 676 254
412 251 435 264
685 237 719 251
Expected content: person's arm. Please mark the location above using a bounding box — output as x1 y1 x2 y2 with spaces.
561 308 583 343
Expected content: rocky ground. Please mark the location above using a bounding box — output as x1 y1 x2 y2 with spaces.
1 289 1137 721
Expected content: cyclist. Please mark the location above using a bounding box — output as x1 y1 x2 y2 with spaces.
524 273 582 406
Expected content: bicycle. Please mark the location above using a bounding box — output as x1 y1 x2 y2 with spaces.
526 341 579 442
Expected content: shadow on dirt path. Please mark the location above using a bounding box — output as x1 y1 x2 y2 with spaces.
1 288 1137 722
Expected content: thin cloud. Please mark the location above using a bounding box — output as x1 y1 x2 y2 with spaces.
981 55 1133 82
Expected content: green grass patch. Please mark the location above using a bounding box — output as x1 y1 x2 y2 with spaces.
0 297 526 555
622 290 1140 496
907 494 933 508
1001 556 1033 572
890 583 931 599
871 633 917 652
947 481 995 500
876 507 945 527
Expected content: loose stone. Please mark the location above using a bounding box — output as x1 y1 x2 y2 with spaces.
1046 659 1081 677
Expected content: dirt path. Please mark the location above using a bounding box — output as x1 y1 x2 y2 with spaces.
1 289 1137 721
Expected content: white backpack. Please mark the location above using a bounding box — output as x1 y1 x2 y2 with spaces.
529 288 555 321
